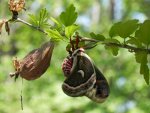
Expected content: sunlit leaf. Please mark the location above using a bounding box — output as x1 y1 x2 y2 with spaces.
28 8 50 28
39 8 49 27
46 29 64 41
65 24 79 38
28 14 39 25
135 20 150 46
60 4 78 26
90 32 105 41
50 17 62 27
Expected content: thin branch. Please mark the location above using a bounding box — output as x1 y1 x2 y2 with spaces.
105 42 150 54
15 18 47 35
81 38 150 54
80 37 99 42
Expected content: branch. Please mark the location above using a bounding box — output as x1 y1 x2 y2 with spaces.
80 37 99 42
105 42 150 54
81 38 150 54
14 18 47 35
8 17 150 54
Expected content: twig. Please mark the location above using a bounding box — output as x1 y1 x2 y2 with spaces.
80 37 99 42
81 38 150 54
104 42 150 54
15 18 47 35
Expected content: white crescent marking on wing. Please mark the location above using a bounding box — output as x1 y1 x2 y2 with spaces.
78 70 84 78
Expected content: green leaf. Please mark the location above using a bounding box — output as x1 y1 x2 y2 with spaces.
109 22 121 37
104 39 120 56
39 8 49 27
28 14 38 25
50 17 64 32
28 8 50 28
78 41 85 47
46 29 64 41
83 42 97 49
65 24 79 38
109 19 139 38
60 4 78 26
135 51 149 85
135 20 150 46
90 32 105 41
66 43 71 52
135 51 148 64
126 38 142 47
140 64 149 85
50 17 62 27
105 45 119 56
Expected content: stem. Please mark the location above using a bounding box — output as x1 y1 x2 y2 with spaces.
80 38 150 54
124 38 126 45
15 18 47 35
80 37 100 42
104 42 150 53
147 45 149 50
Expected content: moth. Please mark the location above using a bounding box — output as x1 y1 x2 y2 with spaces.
62 48 110 102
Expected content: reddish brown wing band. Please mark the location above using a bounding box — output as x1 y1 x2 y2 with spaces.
62 49 96 97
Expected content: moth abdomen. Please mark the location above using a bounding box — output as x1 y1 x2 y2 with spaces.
62 57 73 77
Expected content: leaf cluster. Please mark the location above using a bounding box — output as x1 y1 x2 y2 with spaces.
107 19 150 84
28 8 49 28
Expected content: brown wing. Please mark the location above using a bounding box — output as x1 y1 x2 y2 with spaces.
62 53 96 97
86 65 110 103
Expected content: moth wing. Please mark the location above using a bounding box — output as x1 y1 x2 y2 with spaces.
86 65 110 103
62 54 96 97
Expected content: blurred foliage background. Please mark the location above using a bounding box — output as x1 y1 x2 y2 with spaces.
0 0 150 113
